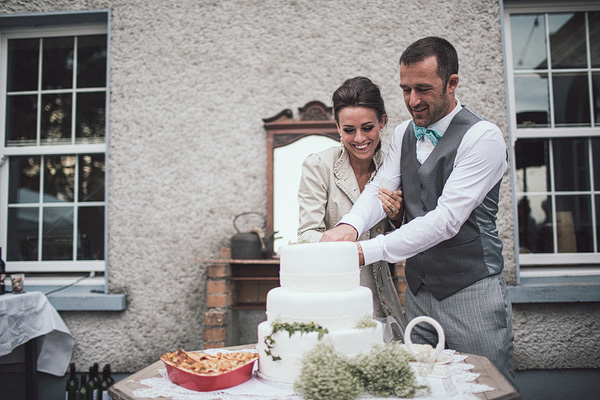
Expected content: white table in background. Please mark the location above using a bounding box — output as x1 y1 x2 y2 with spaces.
0 291 75 400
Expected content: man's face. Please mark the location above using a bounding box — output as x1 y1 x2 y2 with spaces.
399 55 457 127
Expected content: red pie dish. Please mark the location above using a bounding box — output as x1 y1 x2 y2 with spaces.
161 351 258 391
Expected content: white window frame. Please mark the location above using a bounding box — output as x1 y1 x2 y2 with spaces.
0 20 108 291
503 1 600 279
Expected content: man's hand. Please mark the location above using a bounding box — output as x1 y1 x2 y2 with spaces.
356 242 365 266
320 223 358 242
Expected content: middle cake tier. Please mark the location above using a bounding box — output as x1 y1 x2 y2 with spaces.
265 286 374 330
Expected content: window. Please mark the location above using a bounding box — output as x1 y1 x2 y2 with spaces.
1 15 108 292
504 2 600 277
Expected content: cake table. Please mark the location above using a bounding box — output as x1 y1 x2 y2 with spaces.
108 344 520 400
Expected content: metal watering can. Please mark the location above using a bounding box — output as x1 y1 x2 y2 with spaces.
230 212 276 259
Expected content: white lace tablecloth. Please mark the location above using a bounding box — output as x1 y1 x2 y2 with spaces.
132 348 494 400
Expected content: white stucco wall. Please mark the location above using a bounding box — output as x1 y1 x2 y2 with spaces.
1 0 598 373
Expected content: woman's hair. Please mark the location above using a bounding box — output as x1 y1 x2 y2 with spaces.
399 36 458 92
332 76 386 125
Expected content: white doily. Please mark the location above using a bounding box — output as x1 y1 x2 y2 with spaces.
132 349 494 400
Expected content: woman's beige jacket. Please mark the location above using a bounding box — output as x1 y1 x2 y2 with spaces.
297 144 406 342
297 145 388 242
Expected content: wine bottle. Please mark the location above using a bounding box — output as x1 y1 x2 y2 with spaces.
87 365 99 400
65 363 78 400
0 247 6 295
99 364 115 400
93 363 102 390
76 373 88 400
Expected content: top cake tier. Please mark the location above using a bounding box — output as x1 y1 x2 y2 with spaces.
279 242 359 292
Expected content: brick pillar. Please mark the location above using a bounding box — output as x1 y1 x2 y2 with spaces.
203 248 232 349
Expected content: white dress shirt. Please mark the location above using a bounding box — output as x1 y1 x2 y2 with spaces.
339 100 508 265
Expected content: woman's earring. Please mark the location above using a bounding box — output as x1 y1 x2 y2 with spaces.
340 138 347 153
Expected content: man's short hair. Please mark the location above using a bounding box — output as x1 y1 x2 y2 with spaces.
399 37 459 91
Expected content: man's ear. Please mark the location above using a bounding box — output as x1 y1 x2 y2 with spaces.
447 74 459 93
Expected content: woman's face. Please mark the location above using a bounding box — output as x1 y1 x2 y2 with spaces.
337 106 384 163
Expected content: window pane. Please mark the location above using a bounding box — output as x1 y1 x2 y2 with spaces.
7 38 39 92
44 156 76 203
591 12 600 68
5 95 37 146
76 92 106 143
518 195 553 253
514 139 550 192
552 73 590 127
510 14 547 70
593 138 600 190
596 195 600 251
77 35 107 88
42 37 73 90
515 74 550 128
78 206 104 260
79 154 105 202
553 138 590 192
556 195 593 252
9 156 40 204
42 207 73 260
549 13 586 69
41 93 72 144
7 208 39 261
593 72 600 126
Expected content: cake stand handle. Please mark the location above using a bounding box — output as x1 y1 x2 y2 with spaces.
403 316 445 363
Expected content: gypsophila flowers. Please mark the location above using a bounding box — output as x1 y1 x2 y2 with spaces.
295 342 426 399
354 315 378 329
294 343 363 400
355 342 421 398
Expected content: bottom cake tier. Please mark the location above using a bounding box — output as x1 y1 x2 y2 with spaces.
256 320 383 385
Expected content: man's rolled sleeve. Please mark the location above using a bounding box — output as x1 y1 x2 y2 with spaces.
360 235 386 266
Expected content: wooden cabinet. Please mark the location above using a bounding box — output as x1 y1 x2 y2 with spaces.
201 248 280 310
228 257 280 309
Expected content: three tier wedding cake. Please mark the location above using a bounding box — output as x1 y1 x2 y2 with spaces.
256 241 383 384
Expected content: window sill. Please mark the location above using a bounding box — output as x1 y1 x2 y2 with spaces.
508 276 600 303
46 292 126 311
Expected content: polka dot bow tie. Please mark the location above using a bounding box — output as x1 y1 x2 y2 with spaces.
413 123 441 146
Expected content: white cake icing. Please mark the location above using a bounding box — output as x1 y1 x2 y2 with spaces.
256 322 382 384
265 286 374 330
279 241 359 292
257 241 383 385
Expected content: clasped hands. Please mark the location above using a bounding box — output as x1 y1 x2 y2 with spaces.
320 189 403 266
379 188 404 226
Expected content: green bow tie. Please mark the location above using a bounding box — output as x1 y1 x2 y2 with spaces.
413 123 441 146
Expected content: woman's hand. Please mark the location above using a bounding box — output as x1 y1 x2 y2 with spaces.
378 188 404 226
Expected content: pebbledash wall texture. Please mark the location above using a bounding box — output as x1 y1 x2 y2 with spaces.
1 0 598 373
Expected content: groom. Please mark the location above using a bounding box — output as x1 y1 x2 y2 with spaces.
321 36 516 388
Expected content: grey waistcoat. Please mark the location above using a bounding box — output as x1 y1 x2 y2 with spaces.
401 107 504 300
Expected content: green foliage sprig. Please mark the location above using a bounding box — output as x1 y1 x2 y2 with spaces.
264 321 329 361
